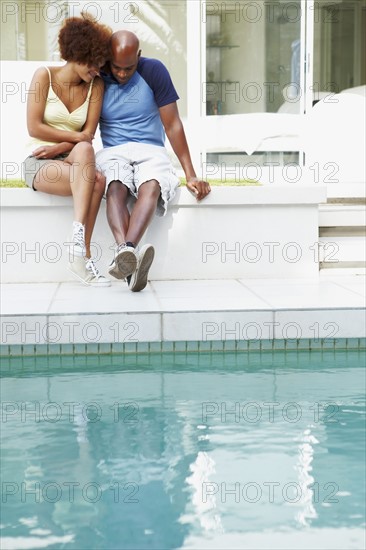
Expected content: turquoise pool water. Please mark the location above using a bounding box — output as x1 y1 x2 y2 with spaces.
1 350 365 549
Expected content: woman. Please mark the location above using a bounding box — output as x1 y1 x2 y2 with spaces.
23 14 112 286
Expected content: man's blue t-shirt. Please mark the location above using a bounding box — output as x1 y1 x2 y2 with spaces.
99 57 179 148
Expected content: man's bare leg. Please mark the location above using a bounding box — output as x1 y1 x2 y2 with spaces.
106 179 160 289
125 180 160 246
106 179 160 247
106 180 130 244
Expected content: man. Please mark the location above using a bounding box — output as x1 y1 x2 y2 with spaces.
96 30 211 292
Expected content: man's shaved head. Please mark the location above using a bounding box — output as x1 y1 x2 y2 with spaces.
111 31 140 57
109 31 141 85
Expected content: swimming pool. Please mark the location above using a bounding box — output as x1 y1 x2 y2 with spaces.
1 349 365 549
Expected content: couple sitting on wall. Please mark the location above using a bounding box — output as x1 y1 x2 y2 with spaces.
23 14 210 291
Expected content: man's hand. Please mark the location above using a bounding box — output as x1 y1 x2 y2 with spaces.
186 177 211 201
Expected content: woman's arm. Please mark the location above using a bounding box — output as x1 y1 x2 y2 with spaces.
31 141 75 159
81 76 104 138
26 67 92 144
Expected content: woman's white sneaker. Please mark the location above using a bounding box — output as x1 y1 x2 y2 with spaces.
85 259 111 286
68 256 111 287
71 221 86 257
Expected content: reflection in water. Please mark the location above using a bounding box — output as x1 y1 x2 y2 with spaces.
295 428 318 526
1 350 365 549
185 451 223 534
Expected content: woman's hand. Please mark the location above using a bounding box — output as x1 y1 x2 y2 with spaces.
73 131 94 143
32 132 93 159
32 144 64 159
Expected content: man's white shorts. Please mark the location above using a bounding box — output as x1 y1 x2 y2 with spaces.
96 142 180 216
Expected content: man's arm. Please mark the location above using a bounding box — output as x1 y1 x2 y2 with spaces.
159 102 211 201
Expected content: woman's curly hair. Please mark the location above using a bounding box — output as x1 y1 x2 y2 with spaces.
58 13 112 67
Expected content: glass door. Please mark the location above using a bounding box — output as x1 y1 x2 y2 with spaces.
200 0 307 174
312 0 366 96
198 0 366 173
204 0 303 116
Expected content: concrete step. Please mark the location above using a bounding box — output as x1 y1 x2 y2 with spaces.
319 236 366 264
319 195 365 272
326 182 365 199
320 266 366 276
319 204 366 227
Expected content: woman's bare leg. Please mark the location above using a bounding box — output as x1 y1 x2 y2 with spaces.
34 142 95 221
32 144 110 285
84 171 106 258
34 142 98 255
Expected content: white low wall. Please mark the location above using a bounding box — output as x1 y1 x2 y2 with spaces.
1 184 326 283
